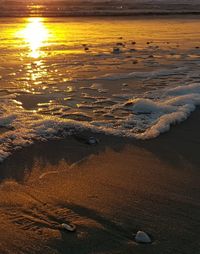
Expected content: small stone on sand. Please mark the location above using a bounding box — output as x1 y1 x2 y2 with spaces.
116 42 124 47
61 223 76 232
113 47 121 54
87 137 99 145
132 60 138 64
134 230 152 244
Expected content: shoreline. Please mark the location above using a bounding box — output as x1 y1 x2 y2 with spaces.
1 105 200 181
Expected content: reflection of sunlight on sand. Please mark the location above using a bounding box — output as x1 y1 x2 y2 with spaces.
21 18 49 58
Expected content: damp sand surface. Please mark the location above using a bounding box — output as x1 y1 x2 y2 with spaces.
0 108 200 254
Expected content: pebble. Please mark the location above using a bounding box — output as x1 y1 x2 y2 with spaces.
113 47 121 54
61 223 76 232
87 137 99 145
116 42 125 47
134 230 152 244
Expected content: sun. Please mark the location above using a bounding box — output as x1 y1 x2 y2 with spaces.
21 18 49 58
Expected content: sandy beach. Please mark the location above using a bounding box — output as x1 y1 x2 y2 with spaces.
0 107 199 254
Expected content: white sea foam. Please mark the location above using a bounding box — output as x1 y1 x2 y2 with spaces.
1 83 200 162
0 78 200 161
0 98 93 162
123 83 200 139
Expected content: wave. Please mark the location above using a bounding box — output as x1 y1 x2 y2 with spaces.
77 67 189 82
1 82 200 162
129 83 200 139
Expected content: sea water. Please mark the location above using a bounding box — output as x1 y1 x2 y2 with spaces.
0 16 200 161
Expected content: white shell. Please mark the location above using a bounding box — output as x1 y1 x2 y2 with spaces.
61 223 76 232
135 231 152 243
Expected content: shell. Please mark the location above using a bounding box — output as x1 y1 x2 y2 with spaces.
61 223 76 232
134 230 152 244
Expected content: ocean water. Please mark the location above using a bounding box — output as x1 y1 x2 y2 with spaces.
0 16 200 161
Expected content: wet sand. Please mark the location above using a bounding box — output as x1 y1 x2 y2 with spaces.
0 109 200 254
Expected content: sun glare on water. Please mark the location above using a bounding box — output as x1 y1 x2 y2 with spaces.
21 18 49 58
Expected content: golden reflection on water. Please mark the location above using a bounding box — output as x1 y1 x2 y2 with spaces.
21 18 49 58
